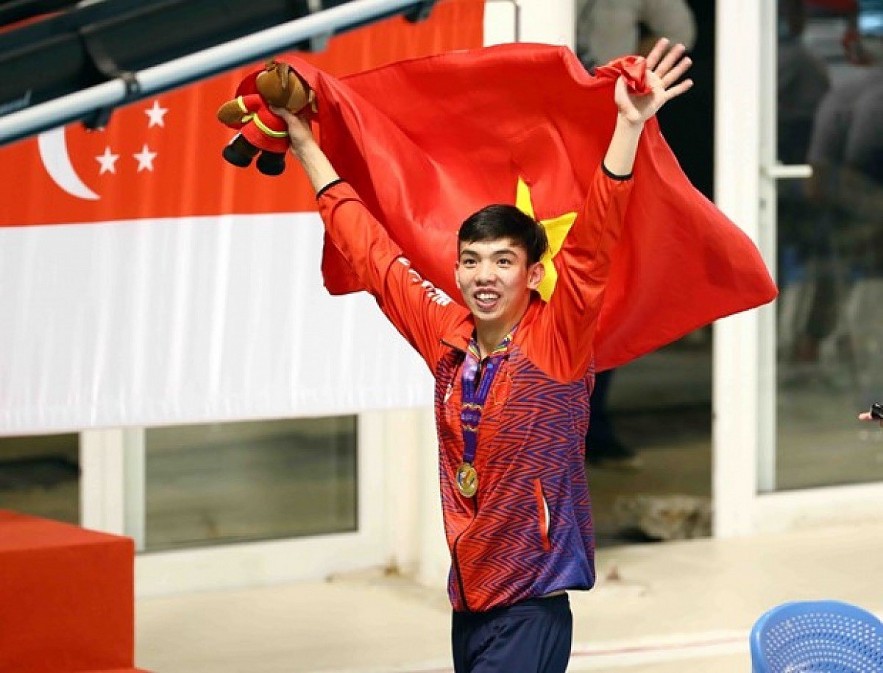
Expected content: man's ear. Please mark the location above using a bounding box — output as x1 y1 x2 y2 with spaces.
454 263 462 291
527 261 545 290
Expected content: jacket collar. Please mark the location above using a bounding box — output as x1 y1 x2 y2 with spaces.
440 292 543 354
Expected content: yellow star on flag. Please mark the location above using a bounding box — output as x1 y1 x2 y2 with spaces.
515 177 578 300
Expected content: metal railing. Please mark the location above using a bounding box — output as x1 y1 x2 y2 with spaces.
0 0 430 147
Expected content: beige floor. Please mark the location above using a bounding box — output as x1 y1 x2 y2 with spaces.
135 519 883 673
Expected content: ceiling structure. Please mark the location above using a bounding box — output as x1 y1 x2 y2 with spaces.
0 0 436 145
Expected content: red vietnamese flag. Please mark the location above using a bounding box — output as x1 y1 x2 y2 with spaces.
289 43 778 371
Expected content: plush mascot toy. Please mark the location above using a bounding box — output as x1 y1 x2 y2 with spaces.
217 59 315 176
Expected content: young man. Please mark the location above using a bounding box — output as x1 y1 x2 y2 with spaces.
277 39 692 673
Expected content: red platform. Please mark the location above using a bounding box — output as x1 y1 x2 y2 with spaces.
0 510 149 673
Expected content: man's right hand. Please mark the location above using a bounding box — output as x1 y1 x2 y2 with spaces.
271 106 316 153
271 106 340 193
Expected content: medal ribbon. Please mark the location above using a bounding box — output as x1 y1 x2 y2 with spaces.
460 331 514 466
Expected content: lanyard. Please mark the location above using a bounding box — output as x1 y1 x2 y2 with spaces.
456 330 514 497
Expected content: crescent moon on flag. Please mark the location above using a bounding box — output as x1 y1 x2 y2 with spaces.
37 127 100 200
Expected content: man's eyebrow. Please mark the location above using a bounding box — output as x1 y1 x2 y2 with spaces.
458 246 518 257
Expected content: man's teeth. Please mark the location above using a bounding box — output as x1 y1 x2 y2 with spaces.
476 293 498 301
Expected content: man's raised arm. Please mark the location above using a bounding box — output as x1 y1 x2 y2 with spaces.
529 39 694 381
603 38 693 177
273 109 340 194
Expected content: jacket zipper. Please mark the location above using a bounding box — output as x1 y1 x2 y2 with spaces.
451 496 477 611
451 533 469 611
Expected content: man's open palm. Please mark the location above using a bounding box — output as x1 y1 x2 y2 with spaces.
615 38 693 124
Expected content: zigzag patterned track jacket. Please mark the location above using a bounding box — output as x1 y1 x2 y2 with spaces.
317 164 633 612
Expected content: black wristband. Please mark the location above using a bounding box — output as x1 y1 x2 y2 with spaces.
316 178 344 199
602 163 633 181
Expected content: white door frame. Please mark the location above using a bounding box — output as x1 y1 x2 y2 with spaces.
712 0 883 537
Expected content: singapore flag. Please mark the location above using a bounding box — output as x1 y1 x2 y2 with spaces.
3 71 320 226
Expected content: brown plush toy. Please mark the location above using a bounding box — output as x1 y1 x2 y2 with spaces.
217 59 316 176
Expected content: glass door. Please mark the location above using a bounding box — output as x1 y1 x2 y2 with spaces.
772 0 883 492
714 0 883 537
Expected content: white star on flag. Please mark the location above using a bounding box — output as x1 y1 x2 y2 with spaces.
96 147 120 175
144 100 168 128
133 144 158 172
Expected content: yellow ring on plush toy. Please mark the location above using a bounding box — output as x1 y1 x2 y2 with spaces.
251 115 289 138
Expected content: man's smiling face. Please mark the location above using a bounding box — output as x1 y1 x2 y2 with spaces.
455 237 544 331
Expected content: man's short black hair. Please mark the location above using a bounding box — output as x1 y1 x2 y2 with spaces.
457 204 549 266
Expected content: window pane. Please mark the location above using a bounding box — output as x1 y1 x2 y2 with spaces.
588 332 713 545
0 434 80 524
774 1 883 490
144 417 357 552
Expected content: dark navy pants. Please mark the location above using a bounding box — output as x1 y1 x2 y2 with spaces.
451 594 572 673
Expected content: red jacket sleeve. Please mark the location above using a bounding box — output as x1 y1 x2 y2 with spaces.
317 181 470 371
523 165 634 382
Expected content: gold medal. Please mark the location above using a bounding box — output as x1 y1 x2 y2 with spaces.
456 462 478 498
